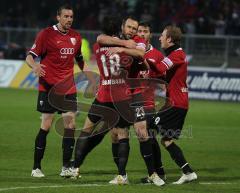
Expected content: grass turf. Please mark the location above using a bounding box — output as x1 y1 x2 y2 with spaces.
0 88 239 193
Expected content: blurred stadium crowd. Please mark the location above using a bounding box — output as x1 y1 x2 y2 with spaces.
1 0 240 35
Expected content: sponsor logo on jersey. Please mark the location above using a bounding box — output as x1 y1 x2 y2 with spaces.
70 38 76 45
60 48 74 55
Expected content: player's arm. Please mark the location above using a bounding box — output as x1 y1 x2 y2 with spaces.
26 29 46 77
75 48 96 88
26 54 46 77
97 34 136 48
75 50 84 71
146 55 180 74
107 47 144 59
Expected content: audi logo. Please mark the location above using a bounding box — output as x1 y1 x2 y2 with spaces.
60 48 74 55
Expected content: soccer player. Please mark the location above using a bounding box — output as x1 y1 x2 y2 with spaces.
26 4 85 178
137 21 166 183
97 17 165 186
71 15 140 182
147 25 198 184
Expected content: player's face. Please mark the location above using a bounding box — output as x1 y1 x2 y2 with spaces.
137 26 151 43
122 19 138 39
57 9 73 31
159 29 170 49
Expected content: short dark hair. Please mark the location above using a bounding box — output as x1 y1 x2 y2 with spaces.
138 21 152 32
122 16 138 26
164 25 182 45
57 4 73 16
101 16 121 36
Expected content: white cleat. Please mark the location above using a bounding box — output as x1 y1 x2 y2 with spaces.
60 167 72 177
109 174 129 185
173 172 197 184
148 172 165 186
69 167 81 179
31 168 45 178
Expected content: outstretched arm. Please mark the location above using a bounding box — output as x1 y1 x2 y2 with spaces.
97 34 136 48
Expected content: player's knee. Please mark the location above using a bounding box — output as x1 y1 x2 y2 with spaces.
41 120 52 130
41 115 54 130
134 123 149 141
111 128 119 143
117 128 129 140
161 138 173 147
62 112 76 128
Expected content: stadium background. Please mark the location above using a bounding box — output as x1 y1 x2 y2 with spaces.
0 0 240 193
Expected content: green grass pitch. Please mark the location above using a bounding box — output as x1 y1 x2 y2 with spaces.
0 88 239 193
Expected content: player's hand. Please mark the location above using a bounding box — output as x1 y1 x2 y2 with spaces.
106 47 124 56
32 63 46 77
123 39 136 48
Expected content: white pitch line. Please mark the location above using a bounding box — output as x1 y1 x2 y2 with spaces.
199 182 238 185
0 184 109 192
0 182 238 192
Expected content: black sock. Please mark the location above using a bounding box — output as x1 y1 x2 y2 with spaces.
112 143 119 168
74 131 91 168
140 139 155 176
33 128 49 169
118 139 130 176
166 142 193 174
151 137 165 176
62 128 75 167
87 133 106 154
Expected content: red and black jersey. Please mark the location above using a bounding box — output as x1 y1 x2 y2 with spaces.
29 25 82 94
93 43 132 102
153 45 189 109
127 35 147 95
139 45 164 110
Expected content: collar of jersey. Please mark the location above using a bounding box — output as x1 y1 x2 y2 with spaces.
53 25 68 35
164 44 180 56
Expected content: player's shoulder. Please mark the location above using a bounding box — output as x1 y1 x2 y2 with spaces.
172 47 186 57
93 42 100 52
69 28 81 36
43 26 55 33
168 47 187 63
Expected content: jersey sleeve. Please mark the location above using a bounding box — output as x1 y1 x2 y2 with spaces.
157 50 164 63
29 30 47 57
154 51 183 73
133 36 146 51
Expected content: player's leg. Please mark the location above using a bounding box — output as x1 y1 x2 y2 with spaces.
111 128 119 169
109 127 129 185
31 91 56 177
156 107 197 184
134 120 165 186
60 111 76 177
141 110 165 183
161 139 197 184
32 113 54 177
74 117 95 166
71 99 118 178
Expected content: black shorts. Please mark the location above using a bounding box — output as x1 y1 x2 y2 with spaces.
144 108 157 138
154 107 188 140
131 93 146 122
88 99 134 128
145 108 156 129
37 91 77 114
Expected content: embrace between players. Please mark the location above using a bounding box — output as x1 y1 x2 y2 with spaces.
26 4 197 186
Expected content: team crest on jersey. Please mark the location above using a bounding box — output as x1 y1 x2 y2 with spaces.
70 38 76 45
